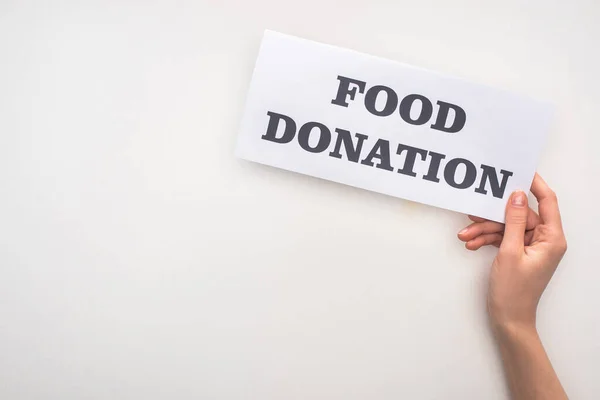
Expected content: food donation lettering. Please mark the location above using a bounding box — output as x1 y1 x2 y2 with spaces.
260 75 514 198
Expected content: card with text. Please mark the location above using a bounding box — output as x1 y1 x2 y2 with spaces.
236 30 553 222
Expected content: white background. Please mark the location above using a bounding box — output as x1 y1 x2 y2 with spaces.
0 1 598 399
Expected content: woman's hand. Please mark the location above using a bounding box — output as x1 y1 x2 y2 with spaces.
460 173 569 400
458 173 568 328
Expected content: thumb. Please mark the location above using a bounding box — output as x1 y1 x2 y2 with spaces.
501 190 528 255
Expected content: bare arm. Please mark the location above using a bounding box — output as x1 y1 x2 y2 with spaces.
458 173 568 399
494 322 566 400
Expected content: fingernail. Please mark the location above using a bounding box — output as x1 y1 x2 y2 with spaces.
458 227 469 235
511 191 526 207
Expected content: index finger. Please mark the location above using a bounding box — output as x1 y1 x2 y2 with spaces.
468 207 541 230
530 173 563 229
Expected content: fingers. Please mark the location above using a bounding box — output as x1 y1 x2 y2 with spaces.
500 190 529 255
525 230 534 246
468 215 487 223
468 208 540 231
460 205 540 251
458 228 536 249
530 173 563 229
465 233 503 250
458 221 503 241
525 208 541 231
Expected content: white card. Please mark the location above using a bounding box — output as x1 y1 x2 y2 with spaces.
236 30 553 222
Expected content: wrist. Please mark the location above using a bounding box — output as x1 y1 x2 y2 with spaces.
487 300 538 339
490 317 538 342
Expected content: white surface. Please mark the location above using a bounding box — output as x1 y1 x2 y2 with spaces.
237 31 552 222
0 1 598 399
